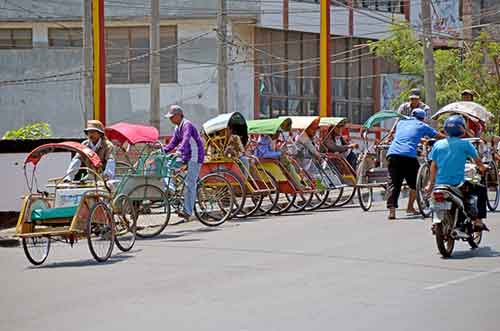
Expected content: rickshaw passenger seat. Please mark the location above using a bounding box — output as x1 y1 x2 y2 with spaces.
31 206 78 222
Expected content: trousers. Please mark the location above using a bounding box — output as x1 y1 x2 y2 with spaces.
184 161 202 215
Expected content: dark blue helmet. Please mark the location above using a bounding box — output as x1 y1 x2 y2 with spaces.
444 115 466 137
411 108 426 120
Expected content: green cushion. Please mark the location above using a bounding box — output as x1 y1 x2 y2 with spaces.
31 206 78 222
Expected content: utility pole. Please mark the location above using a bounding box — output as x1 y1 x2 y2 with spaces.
217 0 228 114
150 0 161 130
421 0 437 116
83 0 93 127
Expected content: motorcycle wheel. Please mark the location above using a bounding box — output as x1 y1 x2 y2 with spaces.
435 221 455 258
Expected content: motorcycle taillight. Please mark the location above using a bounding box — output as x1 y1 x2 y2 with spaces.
433 191 446 202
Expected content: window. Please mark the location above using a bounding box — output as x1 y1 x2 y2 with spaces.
48 28 83 47
106 26 177 84
256 28 375 122
0 29 32 49
355 0 404 14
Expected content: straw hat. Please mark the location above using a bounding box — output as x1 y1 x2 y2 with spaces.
84 120 105 135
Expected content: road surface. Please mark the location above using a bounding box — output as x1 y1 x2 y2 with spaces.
2 201 500 331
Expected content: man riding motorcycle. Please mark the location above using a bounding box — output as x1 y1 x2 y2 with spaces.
426 115 488 232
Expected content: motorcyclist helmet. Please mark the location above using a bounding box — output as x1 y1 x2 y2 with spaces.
444 115 466 137
411 108 426 120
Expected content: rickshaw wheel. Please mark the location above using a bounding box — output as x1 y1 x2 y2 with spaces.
195 174 235 226
291 191 314 212
258 171 280 215
333 187 357 207
128 184 170 238
305 189 329 211
22 236 50 266
358 187 373 211
87 202 115 263
112 194 137 252
216 169 247 219
278 192 297 213
416 163 432 218
485 161 499 211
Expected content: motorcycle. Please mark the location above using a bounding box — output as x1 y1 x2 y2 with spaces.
431 163 484 258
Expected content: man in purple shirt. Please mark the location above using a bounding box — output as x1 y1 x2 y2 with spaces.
164 105 205 220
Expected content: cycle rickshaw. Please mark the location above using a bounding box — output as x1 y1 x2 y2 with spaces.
16 142 137 265
247 117 320 213
284 116 345 210
318 117 359 208
357 111 405 211
201 112 279 217
105 122 160 174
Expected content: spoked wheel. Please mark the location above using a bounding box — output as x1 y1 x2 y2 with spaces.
485 161 499 211
273 193 296 214
113 194 137 252
195 174 235 226
333 186 357 207
128 184 170 238
258 171 280 215
87 202 115 263
304 187 329 211
290 191 314 212
217 170 246 219
416 163 432 218
22 236 51 266
435 212 455 258
237 194 263 218
358 186 373 211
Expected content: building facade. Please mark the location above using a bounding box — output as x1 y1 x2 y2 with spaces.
0 0 444 137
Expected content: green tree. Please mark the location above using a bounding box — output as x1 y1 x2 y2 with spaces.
2 122 52 140
370 23 500 132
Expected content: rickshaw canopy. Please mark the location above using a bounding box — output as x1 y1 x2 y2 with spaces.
25 141 103 169
432 102 493 123
203 112 248 145
280 116 320 130
363 111 405 129
105 122 159 145
247 118 292 135
319 117 347 128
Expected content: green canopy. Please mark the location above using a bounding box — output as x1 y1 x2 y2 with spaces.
247 118 292 134
363 111 405 129
319 117 347 127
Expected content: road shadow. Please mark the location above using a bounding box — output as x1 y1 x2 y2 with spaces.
31 252 135 269
449 246 500 260
137 226 220 241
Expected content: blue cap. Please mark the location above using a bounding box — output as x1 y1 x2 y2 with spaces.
411 108 426 120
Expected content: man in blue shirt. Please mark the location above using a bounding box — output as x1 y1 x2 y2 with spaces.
427 115 487 229
386 109 444 219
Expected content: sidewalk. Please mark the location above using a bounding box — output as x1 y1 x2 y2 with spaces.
0 227 18 247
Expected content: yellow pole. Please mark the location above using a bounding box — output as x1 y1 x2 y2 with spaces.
320 0 331 117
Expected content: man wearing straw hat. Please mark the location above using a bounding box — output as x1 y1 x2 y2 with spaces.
64 120 116 181
163 105 205 221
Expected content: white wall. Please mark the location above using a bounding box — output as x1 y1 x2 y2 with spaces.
0 153 71 212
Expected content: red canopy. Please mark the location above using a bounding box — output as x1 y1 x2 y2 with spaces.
105 122 159 145
25 141 102 169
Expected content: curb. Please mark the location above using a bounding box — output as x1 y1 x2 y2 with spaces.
0 237 19 248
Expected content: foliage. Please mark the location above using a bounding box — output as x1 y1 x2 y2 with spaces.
2 122 52 140
370 23 500 132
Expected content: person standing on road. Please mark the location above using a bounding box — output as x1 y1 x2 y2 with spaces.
386 109 444 220
163 105 205 221
397 90 431 118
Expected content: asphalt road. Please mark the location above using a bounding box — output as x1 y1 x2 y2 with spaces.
2 201 500 331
